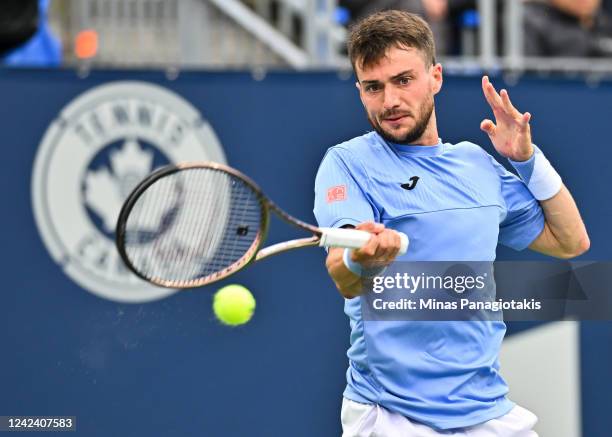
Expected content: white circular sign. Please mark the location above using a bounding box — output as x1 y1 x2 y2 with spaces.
32 81 226 303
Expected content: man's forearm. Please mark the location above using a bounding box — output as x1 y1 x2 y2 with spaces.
326 248 363 299
530 185 590 258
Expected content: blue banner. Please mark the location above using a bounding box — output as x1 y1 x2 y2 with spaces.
0 68 609 436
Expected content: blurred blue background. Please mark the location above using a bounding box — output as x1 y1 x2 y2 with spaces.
0 69 610 436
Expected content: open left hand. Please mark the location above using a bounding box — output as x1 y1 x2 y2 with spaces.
480 76 534 162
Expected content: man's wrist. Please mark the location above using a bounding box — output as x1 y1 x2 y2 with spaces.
342 249 387 278
509 144 534 163
509 145 562 200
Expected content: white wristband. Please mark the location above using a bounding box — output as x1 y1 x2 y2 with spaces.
509 145 562 200
342 248 386 278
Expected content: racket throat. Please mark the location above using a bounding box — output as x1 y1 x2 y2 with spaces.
255 236 321 261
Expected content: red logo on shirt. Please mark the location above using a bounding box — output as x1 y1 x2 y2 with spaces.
327 185 346 203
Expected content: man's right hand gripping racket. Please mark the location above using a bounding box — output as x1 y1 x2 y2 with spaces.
115 162 409 289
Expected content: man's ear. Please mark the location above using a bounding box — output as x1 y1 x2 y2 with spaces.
355 81 367 108
431 63 443 95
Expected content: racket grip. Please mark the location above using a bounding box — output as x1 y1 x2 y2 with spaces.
319 227 409 255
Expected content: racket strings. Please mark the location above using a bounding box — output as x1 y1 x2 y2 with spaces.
122 167 264 286
181 168 219 281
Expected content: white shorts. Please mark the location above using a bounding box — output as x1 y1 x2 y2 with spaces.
341 398 538 437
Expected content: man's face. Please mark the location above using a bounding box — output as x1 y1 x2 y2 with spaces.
355 46 442 145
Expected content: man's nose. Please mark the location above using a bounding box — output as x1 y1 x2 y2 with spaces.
382 88 401 110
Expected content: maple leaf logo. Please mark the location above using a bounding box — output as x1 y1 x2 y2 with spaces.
84 139 154 233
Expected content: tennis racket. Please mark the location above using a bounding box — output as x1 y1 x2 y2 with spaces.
115 162 409 289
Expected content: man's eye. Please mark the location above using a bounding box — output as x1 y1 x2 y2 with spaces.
365 84 381 92
398 77 411 85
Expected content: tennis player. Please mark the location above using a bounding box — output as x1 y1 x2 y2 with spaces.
313 10 589 437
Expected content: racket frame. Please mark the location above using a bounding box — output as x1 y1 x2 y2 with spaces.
116 161 323 289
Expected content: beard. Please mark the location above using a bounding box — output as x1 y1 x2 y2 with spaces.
368 94 434 145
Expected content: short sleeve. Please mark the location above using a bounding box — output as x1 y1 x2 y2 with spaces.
313 148 376 229
490 157 545 251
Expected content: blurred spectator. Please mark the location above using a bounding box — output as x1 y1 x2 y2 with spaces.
524 0 612 57
339 0 481 55
415 0 480 55
0 0 61 67
0 0 39 55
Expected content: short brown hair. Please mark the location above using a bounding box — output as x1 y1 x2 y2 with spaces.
347 10 436 74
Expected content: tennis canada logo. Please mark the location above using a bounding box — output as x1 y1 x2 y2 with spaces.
31 81 226 302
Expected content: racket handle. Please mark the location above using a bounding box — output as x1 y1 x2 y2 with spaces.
319 227 409 256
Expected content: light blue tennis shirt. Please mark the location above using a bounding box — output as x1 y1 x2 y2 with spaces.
313 131 544 430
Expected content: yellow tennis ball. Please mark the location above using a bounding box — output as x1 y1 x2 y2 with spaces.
213 284 256 326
